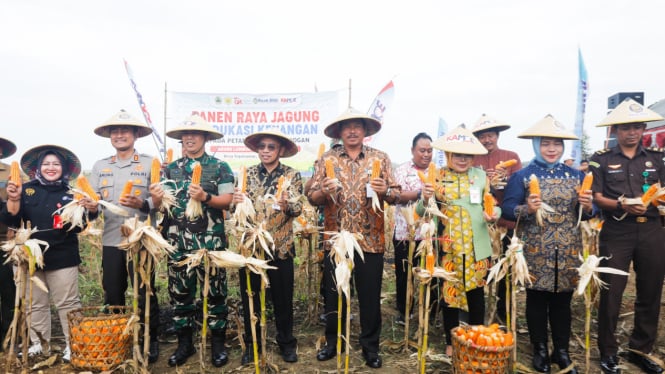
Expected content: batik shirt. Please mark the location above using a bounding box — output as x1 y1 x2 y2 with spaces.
308 144 400 254
242 162 303 259
393 160 426 241
163 153 234 259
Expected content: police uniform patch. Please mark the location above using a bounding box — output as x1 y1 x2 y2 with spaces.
589 161 600 168
102 179 108 186
25 188 35 196
646 161 653 168
608 164 622 170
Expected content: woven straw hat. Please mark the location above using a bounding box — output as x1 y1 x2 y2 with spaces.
94 109 153 138
324 108 381 139
432 124 488 155
596 98 664 127
471 114 511 135
0 137 17 159
20 144 81 179
166 115 223 140
244 130 299 158
518 114 578 140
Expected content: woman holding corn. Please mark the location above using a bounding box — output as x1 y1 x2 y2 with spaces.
0 144 98 362
502 115 594 374
416 124 500 357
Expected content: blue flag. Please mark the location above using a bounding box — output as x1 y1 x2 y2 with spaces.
571 48 588 165
436 117 447 168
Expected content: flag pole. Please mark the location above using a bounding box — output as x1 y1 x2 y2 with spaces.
163 81 168 161
348 78 352 108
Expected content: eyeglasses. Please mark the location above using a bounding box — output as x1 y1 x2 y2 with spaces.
41 163 62 168
258 143 278 151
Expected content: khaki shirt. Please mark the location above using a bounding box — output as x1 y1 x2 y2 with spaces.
90 151 157 246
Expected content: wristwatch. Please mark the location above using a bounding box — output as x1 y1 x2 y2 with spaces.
616 197 623 210
386 187 393 198
203 192 212 203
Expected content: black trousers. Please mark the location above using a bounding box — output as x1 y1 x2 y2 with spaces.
525 289 573 350
495 230 514 317
0 259 15 345
393 239 421 316
239 255 297 352
323 251 383 354
597 220 665 356
102 246 159 337
442 286 485 345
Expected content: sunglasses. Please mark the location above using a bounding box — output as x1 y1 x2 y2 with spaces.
258 143 278 151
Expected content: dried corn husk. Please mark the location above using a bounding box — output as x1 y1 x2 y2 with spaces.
334 259 353 298
176 249 276 284
487 233 532 287
327 230 364 266
118 216 176 259
413 266 457 283
240 220 275 259
57 187 127 231
1 223 49 292
233 195 256 228
575 254 629 296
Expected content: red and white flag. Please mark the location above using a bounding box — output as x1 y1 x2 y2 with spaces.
364 80 395 145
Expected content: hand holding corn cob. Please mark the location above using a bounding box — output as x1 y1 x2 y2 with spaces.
185 162 204 219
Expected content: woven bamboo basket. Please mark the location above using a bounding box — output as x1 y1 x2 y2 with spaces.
67 306 133 371
451 325 514 374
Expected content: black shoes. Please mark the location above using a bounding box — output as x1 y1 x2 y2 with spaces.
600 355 621 374
532 342 551 373
550 348 577 374
210 331 228 367
316 344 337 361
167 328 196 367
627 351 664 373
362 349 382 369
148 340 159 364
280 349 298 363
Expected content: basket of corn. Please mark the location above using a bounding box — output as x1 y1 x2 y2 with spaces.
68 306 133 371
451 324 514 374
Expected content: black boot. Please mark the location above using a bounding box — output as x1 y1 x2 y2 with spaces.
210 330 228 367
551 348 577 374
168 328 196 367
532 342 551 373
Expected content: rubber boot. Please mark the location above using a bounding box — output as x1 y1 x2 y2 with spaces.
167 327 196 367
210 330 228 367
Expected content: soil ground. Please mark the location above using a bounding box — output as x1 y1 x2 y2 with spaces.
1 262 664 374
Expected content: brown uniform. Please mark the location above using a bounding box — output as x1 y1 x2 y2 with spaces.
590 145 665 356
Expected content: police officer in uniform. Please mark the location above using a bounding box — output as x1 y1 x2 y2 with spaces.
590 98 665 374
89 110 163 363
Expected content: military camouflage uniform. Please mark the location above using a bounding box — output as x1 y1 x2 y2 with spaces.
163 153 234 331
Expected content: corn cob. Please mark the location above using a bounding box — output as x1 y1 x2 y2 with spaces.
121 181 134 198
371 159 381 179
317 143 325 159
579 172 593 195
417 171 427 183
166 148 174 163
495 159 517 169
325 159 335 179
239 166 247 193
191 162 202 185
297 216 308 226
9 161 21 187
427 162 436 185
642 183 659 205
529 174 540 197
276 175 285 197
484 192 495 216
76 175 99 201
426 248 435 274
150 157 161 185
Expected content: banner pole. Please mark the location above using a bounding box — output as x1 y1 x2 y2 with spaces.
163 81 168 161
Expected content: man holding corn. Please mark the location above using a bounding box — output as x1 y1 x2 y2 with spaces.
90 110 164 364
162 115 234 368
231 130 302 364
307 108 400 369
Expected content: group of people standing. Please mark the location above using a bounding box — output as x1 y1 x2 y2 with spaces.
0 97 664 373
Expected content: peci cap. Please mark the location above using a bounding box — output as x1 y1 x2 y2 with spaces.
94 109 153 138
518 114 578 140
432 124 488 155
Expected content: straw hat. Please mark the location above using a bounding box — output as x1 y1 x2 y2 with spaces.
244 130 299 158
471 114 511 135
20 144 81 179
596 98 664 127
324 108 381 139
518 114 578 140
166 114 223 140
432 124 488 155
0 137 17 159
94 109 153 138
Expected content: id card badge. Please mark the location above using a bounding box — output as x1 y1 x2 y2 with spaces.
366 183 376 199
469 186 481 204
272 203 281 211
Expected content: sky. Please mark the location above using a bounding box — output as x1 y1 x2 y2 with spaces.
3 1 665 171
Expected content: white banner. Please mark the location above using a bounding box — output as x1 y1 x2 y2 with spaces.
167 91 339 173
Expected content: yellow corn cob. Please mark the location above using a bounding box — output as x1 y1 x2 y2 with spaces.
484 192 495 216
191 163 201 185
413 209 420 221
427 162 436 185
529 174 540 197
121 181 134 198
166 148 174 163
9 161 21 187
642 183 659 205
495 159 517 169
297 216 308 226
239 166 247 193
76 175 99 201
276 175 285 197
579 172 593 195
371 159 381 179
325 159 335 179
150 157 161 185
417 171 427 184
317 143 325 159
426 248 435 274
